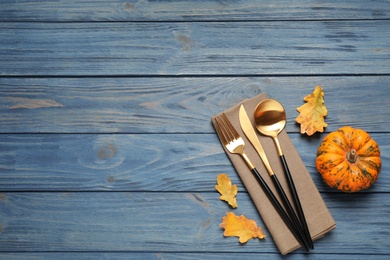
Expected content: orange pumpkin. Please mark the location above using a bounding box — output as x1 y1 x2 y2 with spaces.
316 126 381 193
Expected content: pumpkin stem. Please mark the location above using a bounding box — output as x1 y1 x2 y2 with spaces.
346 149 357 163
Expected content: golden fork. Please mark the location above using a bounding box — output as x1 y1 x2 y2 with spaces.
213 113 310 251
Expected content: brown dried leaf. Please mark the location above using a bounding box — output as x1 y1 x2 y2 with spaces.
220 212 266 243
215 173 238 208
295 86 328 136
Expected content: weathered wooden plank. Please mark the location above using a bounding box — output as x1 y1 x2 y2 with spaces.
0 0 389 22
0 133 388 192
0 252 389 260
0 192 389 254
0 21 389 76
0 77 389 133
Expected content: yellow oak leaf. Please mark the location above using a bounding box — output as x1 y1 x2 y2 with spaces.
220 212 266 243
215 173 238 208
295 86 328 136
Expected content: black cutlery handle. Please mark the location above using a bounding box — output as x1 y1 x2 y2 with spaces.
280 154 314 249
270 174 311 251
251 167 310 252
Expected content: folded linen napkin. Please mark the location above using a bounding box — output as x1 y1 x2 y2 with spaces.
211 93 335 255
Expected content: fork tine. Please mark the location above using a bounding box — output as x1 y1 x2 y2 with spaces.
213 115 229 145
221 113 240 141
218 114 234 143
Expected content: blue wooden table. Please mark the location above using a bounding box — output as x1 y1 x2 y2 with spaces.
0 1 389 259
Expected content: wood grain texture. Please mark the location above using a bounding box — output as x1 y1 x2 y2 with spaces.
0 0 389 22
0 133 388 193
1 0 389 258
0 192 389 254
0 21 389 76
2 253 390 260
0 77 389 133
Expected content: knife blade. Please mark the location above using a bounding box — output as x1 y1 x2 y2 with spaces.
238 104 274 176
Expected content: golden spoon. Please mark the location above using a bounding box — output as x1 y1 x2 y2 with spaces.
254 98 314 249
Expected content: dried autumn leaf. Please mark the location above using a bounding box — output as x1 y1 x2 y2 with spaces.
295 86 328 136
215 173 238 208
220 212 266 243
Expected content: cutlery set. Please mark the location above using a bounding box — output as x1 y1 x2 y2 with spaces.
213 99 313 251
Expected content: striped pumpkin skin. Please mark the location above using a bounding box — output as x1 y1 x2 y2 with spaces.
316 126 381 193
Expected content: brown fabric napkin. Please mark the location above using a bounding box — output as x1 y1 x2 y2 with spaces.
211 93 336 255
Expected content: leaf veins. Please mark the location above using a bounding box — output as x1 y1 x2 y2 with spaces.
295 85 328 136
215 173 238 208
220 212 266 243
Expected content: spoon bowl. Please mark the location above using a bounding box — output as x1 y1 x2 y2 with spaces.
254 99 286 155
254 99 286 138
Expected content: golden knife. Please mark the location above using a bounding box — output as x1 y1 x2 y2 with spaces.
238 104 275 176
